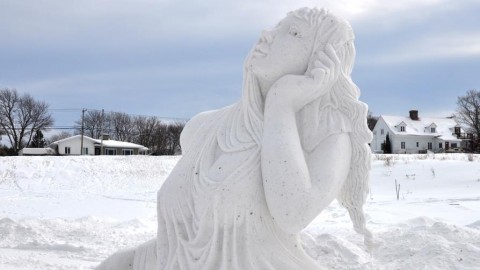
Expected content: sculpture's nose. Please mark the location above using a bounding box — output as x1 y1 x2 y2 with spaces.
261 30 275 44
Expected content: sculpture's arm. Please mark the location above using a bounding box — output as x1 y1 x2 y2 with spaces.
261 44 347 233
262 106 351 233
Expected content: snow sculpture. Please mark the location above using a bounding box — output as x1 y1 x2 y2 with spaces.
97 7 372 270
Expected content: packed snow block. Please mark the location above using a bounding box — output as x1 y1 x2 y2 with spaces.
99 7 373 270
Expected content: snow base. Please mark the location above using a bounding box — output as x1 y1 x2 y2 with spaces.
1 154 479 269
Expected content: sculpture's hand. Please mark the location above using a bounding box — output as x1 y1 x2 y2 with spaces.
266 44 340 112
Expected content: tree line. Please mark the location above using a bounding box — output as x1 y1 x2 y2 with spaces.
73 110 186 155
1 87 480 155
0 88 186 155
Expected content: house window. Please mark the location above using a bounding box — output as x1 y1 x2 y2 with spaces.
431 127 436 133
83 147 88 155
381 129 384 135
122 149 133 155
400 126 405 132
416 142 419 147
401 142 406 149
105 148 117 155
65 147 71 155
454 127 461 134
439 142 443 149
428 142 432 150
451 143 458 148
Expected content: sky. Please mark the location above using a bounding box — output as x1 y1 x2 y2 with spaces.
1 0 480 135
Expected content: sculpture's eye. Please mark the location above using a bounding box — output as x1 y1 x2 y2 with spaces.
288 25 302 38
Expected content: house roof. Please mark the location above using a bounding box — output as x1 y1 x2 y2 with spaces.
52 134 97 144
51 135 148 149
380 115 462 142
95 139 146 149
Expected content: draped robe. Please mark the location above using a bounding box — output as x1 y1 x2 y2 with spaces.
136 76 352 269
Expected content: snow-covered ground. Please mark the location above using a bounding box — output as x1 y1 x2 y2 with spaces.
1 154 479 269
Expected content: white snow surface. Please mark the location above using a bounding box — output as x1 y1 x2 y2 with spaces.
1 154 479 269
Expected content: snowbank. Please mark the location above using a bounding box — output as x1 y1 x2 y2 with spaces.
0 154 479 269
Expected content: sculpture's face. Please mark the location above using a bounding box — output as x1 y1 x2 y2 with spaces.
249 15 317 93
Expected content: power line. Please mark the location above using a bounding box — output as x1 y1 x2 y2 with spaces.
48 108 189 121
49 108 84 111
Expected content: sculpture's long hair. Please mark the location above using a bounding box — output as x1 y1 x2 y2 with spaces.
238 8 372 248
239 7 373 248
294 8 373 248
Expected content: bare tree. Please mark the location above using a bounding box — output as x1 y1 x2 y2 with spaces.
0 88 54 154
167 121 186 155
152 123 170 155
75 110 108 139
133 115 160 148
109 112 134 142
146 121 187 155
455 89 480 151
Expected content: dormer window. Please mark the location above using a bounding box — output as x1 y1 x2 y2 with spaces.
425 123 437 134
397 121 407 132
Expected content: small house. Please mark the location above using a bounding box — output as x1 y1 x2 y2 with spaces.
371 110 472 154
50 135 149 155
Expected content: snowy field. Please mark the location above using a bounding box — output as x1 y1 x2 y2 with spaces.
1 154 479 270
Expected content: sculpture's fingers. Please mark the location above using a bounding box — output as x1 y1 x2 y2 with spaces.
324 44 341 79
311 67 326 82
317 51 336 83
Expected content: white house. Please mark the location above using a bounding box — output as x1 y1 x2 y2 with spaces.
371 110 471 154
51 135 149 155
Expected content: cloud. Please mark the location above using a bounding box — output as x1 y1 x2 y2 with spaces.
362 32 480 65
0 0 462 46
352 0 480 66
2 0 479 122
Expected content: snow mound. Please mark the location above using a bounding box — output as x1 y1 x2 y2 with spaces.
0 154 480 269
467 220 480 229
369 218 480 270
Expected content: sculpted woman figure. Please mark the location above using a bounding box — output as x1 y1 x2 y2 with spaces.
98 7 372 270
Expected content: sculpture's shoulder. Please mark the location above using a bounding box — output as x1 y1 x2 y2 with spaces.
180 105 233 154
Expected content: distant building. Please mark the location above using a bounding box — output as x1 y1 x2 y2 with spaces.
371 110 473 154
18 147 55 156
50 135 149 155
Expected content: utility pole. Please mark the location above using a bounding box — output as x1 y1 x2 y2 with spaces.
100 109 105 155
80 108 87 155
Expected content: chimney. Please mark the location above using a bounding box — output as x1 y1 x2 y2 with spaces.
101 134 110 140
409 110 419 120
